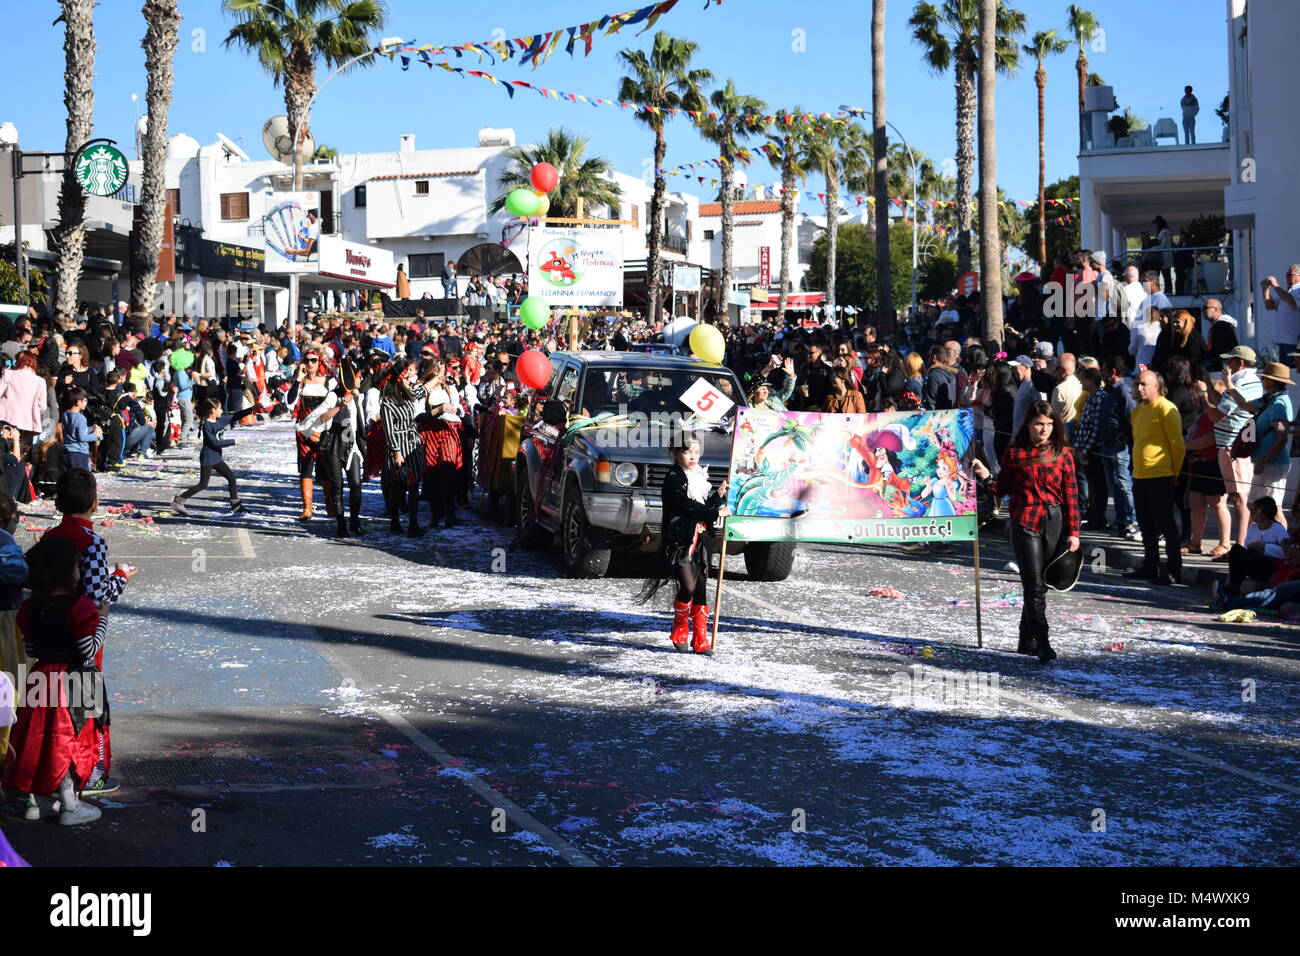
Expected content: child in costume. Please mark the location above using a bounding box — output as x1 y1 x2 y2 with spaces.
638 435 729 655
2 536 112 825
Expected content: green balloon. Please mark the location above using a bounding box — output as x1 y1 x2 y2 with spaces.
506 188 542 217
520 297 550 329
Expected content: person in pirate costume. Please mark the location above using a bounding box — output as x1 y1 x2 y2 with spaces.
379 357 428 537
971 399 1081 663
638 434 730 655
313 357 369 539
286 348 338 521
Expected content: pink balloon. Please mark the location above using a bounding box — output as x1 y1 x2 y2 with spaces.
516 349 552 391
530 162 559 193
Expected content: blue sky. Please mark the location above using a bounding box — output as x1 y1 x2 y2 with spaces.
5 0 1230 207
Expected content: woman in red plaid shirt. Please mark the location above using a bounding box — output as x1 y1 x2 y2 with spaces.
971 400 1080 663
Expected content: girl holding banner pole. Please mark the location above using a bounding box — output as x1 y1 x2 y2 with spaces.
970 400 1080 663
638 435 729 656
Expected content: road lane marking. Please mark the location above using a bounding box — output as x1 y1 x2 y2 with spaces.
723 586 1300 797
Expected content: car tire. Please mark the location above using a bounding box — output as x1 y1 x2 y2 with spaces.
514 464 553 550
561 483 612 578
742 541 796 581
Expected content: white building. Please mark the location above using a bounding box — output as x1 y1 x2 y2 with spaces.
4 123 813 324
1076 0 1300 353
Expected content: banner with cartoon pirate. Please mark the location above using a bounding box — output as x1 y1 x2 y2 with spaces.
723 408 979 545
526 226 624 305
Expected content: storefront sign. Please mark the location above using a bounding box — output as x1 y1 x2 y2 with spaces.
317 235 394 287
75 143 128 198
759 246 770 287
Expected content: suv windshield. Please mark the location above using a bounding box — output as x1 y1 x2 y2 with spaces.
580 366 740 420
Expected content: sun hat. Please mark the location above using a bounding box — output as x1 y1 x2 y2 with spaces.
1258 362 1294 385
1220 345 1256 364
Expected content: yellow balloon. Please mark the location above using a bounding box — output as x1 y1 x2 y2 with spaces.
689 323 725 364
534 195 550 217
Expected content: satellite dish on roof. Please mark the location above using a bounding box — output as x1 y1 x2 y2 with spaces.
216 132 250 162
261 115 314 164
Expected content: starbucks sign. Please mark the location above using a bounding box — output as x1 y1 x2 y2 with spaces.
74 143 128 197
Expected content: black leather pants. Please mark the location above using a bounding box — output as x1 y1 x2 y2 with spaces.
1011 505 1062 648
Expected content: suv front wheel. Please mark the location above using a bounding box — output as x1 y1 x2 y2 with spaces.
742 541 796 581
515 464 553 550
561 483 612 578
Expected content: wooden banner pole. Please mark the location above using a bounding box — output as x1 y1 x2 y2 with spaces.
973 526 983 649
711 517 730 650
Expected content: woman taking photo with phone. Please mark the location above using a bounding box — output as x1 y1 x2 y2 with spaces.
971 400 1080 663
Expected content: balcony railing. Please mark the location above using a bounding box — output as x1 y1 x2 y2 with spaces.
660 234 688 255
1116 244 1234 295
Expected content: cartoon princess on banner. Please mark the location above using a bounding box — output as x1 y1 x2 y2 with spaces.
727 408 977 521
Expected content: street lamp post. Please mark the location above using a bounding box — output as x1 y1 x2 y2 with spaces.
840 107 920 317
2 124 121 298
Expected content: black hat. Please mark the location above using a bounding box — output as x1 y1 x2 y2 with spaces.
1044 545 1083 592
338 357 358 393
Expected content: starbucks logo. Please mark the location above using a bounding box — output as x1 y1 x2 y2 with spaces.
75 143 128 198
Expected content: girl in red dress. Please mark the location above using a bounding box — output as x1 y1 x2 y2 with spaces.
2 536 111 825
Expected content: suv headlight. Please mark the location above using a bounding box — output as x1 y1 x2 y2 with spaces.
612 462 639 487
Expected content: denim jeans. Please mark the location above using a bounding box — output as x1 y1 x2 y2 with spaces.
1100 442 1134 526
124 424 153 457
1221 579 1300 611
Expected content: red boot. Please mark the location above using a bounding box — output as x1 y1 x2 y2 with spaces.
690 603 713 656
669 601 692 651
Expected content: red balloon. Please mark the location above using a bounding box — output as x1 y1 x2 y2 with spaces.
530 162 559 193
516 349 552 391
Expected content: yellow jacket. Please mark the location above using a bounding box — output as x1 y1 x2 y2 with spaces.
1131 397 1185 479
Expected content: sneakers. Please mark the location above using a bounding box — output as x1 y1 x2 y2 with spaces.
227 501 247 517
170 495 189 516
58 801 102 826
22 794 59 821
1123 524 1142 541
81 776 120 797
144 447 157 459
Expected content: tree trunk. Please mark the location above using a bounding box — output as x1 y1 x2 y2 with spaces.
719 153 734 321
646 126 667 323
954 55 977 275
824 156 839 324
776 148 794 325
51 0 97 321
1076 52 1088 150
130 0 181 324
1036 67 1047 267
284 43 315 332
978 0 1004 345
872 0 892 339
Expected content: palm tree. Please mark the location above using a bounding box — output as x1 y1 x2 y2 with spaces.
805 122 870 327
50 0 97 320
1023 29 1069 267
698 81 767 315
490 128 622 219
222 0 388 192
765 110 813 325
909 0 1025 275
871 0 892 337
1066 6 1100 135
977 0 1004 344
617 32 712 320
222 0 386 332
130 0 182 325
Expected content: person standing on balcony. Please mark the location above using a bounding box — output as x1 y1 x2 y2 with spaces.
1261 265 1300 358
1152 218 1175 294
1180 86 1200 145
1129 272 1171 370
441 261 458 302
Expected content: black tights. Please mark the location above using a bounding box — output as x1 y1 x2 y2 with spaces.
180 461 239 503
384 474 420 524
674 553 709 605
321 455 363 521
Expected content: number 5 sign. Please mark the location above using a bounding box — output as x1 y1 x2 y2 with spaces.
680 377 735 421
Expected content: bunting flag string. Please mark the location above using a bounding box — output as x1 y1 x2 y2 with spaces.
388 54 859 128
377 1 719 70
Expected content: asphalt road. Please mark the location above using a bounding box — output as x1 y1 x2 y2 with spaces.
4 420 1298 866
